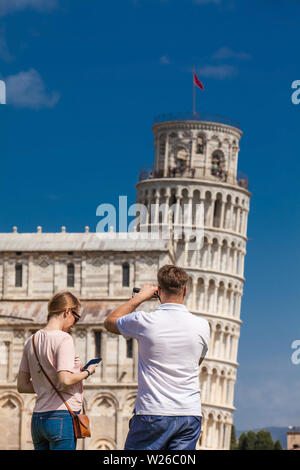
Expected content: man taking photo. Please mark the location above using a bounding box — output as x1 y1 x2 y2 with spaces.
104 264 210 450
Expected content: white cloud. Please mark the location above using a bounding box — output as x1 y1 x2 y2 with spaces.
196 64 237 79
0 0 58 16
160 55 171 65
0 79 5 104
5 68 60 109
212 46 251 61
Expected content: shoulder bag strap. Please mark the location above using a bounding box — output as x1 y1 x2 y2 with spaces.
32 333 76 418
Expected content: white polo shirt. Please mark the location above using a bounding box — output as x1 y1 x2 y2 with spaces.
117 303 210 416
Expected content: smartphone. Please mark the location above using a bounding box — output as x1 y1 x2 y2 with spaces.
83 358 102 370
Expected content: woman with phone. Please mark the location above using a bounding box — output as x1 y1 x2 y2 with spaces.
17 290 100 450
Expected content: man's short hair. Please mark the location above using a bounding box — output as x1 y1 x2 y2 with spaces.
157 265 188 296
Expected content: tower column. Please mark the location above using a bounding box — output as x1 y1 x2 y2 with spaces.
235 206 241 232
242 209 249 236
229 290 234 316
213 284 218 313
236 294 242 319
216 243 222 272
202 416 208 447
232 248 237 275
186 196 193 229
175 195 182 226
221 377 227 404
240 251 245 275
209 195 216 227
220 199 226 229
229 202 235 231
221 287 226 314
211 419 217 448
232 335 239 362
228 380 235 405
154 191 160 232
164 195 170 224
163 133 170 177
199 197 206 229
224 424 231 450
214 374 220 403
207 242 212 270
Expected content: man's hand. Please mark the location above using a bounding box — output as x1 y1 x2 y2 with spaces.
104 284 158 335
134 285 159 303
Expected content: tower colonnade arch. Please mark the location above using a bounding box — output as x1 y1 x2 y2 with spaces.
136 183 250 238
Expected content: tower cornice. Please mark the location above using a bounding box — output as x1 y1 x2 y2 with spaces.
152 120 243 139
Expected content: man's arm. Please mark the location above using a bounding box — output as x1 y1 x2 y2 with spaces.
104 285 158 334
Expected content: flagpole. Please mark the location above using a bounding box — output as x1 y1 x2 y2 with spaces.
192 66 196 117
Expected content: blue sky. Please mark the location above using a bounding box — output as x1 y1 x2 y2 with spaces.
0 0 300 431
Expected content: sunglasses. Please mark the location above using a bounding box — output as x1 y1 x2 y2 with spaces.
71 309 81 324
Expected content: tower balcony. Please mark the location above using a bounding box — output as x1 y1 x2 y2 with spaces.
138 165 248 190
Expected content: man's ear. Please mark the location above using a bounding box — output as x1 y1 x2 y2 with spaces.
183 285 187 298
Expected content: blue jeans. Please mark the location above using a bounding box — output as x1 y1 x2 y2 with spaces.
31 410 80 450
124 415 202 450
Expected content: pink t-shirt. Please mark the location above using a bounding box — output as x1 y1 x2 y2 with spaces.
19 329 83 413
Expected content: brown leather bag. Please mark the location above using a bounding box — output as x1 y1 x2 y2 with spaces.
32 334 91 439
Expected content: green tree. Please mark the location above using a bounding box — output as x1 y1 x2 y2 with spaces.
274 440 282 450
237 430 256 450
230 425 237 450
236 429 281 450
237 432 248 450
254 430 274 450
246 430 256 450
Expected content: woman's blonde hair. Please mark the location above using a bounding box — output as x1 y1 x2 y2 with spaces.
47 290 81 322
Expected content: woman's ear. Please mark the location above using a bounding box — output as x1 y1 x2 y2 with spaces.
63 308 70 318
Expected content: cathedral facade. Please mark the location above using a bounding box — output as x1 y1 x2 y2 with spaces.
0 113 250 450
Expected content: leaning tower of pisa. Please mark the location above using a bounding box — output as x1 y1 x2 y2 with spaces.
135 112 251 450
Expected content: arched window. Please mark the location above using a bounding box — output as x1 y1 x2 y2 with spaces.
175 147 188 174
211 150 226 180
159 134 166 158
94 331 102 357
15 264 22 287
122 262 130 287
67 263 75 287
126 339 133 358
213 194 223 228
196 135 205 154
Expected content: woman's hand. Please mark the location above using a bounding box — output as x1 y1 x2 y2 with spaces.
86 363 99 376
80 363 100 376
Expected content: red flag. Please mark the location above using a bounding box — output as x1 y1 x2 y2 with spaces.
193 72 204 90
